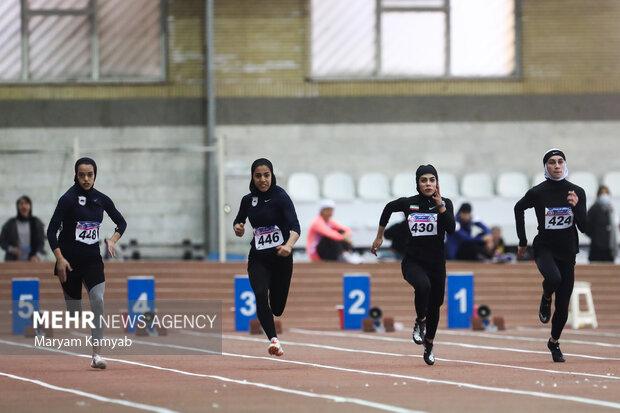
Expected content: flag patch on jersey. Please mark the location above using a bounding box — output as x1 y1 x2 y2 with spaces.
410 205 419 211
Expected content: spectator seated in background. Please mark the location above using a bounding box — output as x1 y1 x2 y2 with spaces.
306 199 361 264
0 195 45 262
586 185 617 262
383 220 409 260
446 202 494 261
490 225 515 263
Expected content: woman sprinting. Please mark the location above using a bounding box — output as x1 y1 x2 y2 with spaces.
514 148 587 362
233 158 300 356
371 165 455 365
47 157 127 369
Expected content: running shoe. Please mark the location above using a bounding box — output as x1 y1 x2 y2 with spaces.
90 354 107 369
539 294 551 324
268 338 284 357
547 339 565 362
423 340 435 366
412 320 426 345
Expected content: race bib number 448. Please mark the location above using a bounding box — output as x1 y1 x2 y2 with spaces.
408 213 438 237
75 221 100 244
545 207 573 230
254 226 284 250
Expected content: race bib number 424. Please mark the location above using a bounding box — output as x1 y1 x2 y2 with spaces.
544 207 573 230
408 213 438 237
254 226 284 250
75 221 100 245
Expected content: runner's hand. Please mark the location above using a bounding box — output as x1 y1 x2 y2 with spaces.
275 244 292 257
432 183 442 206
55 258 72 283
517 246 527 259
567 190 578 207
105 238 117 258
370 237 383 256
234 223 245 237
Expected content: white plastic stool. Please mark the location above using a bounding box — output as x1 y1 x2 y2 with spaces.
567 281 598 329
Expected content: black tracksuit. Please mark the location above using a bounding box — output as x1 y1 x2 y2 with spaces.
234 185 300 339
47 184 127 298
379 195 455 340
514 179 587 339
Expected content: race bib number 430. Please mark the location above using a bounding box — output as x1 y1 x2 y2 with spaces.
408 213 438 237
254 226 283 250
75 221 100 244
545 207 573 230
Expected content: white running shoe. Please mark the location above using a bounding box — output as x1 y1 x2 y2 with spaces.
342 251 363 264
91 354 107 369
268 338 284 357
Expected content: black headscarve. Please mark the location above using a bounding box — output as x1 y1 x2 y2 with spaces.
543 149 565 165
415 164 438 194
74 157 97 189
249 158 277 196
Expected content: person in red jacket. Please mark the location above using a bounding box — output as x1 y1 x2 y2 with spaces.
306 200 360 263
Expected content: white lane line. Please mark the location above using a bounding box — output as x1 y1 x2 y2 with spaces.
0 339 422 413
182 332 618 381
438 329 620 348
35 335 620 411
0 371 179 413
290 329 620 361
516 326 620 339
102 338 620 410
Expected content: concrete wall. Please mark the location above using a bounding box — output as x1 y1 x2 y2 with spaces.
0 129 205 258
220 121 620 181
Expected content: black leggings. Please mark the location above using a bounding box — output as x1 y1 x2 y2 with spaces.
401 256 446 340
535 249 575 340
56 254 105 299
316 236 351 261
247 255 293 339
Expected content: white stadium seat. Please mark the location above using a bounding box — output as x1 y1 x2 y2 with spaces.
286 172 320 202
603 171 620 196
569 171 599 200
460 172 494 198
439 172 459 197
322 172 356 201
358 172 390 200
391 172 415 198
532 172 546 186
496 172 529 198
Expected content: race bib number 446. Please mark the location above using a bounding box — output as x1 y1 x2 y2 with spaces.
545 207 573 230
254 226 284 250
75 221 100 244
408 213 438 237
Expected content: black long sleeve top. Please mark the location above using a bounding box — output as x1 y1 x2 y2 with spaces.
514 179 587 261
379 195 455 264
47 184 127 257
233 185 300 258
